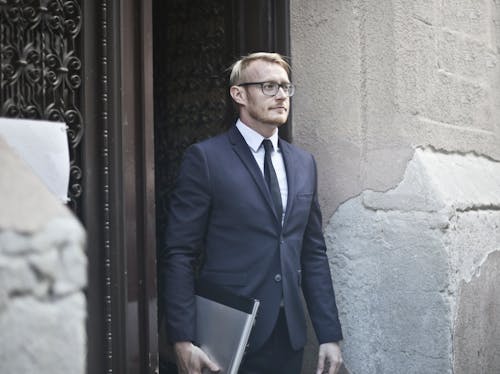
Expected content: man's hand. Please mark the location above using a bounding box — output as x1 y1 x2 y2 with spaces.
174 341 220 374
316 342 343 374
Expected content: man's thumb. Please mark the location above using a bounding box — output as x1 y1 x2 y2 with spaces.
202 354 220 372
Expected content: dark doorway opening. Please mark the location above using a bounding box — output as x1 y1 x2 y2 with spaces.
152 1 290 372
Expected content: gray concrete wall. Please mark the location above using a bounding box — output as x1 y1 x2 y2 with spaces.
454 251 500 374
326 148 500 373
291 0 500 373
0 137 87 374
291 0 500 218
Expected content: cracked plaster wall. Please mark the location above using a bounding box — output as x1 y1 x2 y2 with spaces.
0 137 87 374
327 148 500 373
291 0 500 219
291 0 500 373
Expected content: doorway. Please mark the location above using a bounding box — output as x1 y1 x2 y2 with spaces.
152 0 290 372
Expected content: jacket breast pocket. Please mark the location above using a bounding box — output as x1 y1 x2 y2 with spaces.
293 193 313 217
296 193 313 205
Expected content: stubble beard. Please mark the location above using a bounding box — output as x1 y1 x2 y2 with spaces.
256 107 289 127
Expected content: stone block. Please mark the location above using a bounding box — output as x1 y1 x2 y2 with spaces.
0 138 87 374
437 29 497 81
441 0 492 38
411 0 438 26
0 294 86 374
453 251 500 374
0 256 38 298
426 70 492 131
327 148 500 373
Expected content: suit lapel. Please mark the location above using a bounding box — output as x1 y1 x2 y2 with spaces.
227 127 280 223
279 139 297 228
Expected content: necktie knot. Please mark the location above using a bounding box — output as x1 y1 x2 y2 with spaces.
262 139 273 153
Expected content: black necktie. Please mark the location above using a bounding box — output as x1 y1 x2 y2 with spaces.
262 139 283 221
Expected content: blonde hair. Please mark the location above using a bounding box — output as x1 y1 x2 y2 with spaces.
229 52 291 86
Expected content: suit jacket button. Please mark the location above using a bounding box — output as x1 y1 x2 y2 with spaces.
274 274 282 282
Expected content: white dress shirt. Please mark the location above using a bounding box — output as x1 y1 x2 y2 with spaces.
236 119 288 221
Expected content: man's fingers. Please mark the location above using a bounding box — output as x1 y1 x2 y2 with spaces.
199 348 220 372
316 350 325 374
327 354 342 374
317 342 343 374
174 342 220 373
328 360 340 374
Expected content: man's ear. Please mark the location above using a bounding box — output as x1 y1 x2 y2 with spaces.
230 86 245 106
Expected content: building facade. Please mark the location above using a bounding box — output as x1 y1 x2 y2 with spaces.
1 0 499 373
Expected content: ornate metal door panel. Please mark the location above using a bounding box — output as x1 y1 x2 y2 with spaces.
0 0 83 212
153 0 232 255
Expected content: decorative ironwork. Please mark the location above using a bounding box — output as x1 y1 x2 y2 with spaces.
0 0 83 212
154 0 231 251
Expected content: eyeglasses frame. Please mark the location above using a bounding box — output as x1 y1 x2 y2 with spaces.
237 81 295 97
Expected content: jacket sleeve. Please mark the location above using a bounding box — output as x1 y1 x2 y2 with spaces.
160 144 212 343
300 155 343 343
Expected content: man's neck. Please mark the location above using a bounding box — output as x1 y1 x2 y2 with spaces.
238 118 278 139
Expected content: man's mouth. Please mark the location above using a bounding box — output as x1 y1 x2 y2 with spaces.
271 106 287 111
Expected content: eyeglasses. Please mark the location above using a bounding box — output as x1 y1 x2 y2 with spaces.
237 81 295 97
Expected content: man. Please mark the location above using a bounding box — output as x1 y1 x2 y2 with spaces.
162 52 343 374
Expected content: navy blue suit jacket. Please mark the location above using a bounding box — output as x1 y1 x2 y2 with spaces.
162 126 342 352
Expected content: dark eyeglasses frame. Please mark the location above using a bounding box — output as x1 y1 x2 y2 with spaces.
237 81 295 97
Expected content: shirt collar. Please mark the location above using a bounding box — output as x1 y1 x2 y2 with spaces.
236 119 279 152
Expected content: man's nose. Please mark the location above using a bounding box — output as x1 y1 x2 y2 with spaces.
275 86 287 99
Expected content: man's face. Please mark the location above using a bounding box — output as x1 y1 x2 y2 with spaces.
238 60 290 129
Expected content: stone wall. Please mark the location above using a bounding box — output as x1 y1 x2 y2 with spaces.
291 0 500 373
327 148 500 373
0 137 87 374
291 0 500 218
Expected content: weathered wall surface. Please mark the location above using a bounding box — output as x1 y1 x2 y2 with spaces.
452 231 500 374
291 0 500 218
326 148 500 373
0 137 87 374
291 0 500 373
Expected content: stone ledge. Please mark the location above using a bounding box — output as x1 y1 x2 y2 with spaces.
363 147 500 213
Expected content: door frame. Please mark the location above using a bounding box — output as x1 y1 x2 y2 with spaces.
83 1 157 373
82 0 290 373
